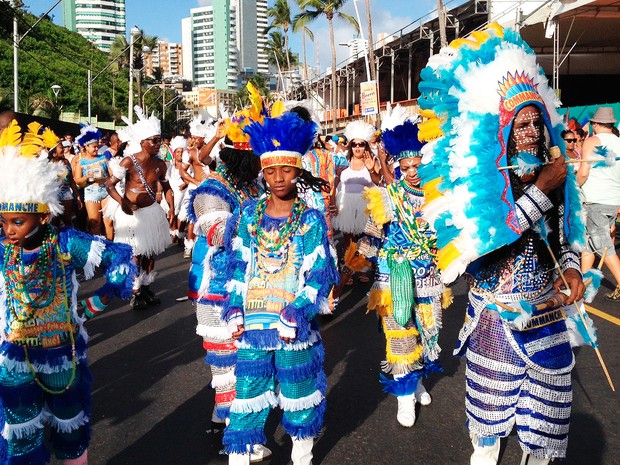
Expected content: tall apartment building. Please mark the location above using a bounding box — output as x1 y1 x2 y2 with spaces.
145 41 184 79
62 0 126 52
182 0 268 90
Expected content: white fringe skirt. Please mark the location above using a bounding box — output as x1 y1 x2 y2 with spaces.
113 202 171 257
331 190 369 235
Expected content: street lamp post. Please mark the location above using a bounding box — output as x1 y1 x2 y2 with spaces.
51 84 61 102
128 26 141 123
12 0 62 112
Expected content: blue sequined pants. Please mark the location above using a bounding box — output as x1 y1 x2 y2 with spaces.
465 309 572 460
0 358 92 465
222 340 326 455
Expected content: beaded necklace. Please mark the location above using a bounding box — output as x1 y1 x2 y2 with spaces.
2 227 77 394
388 181 434 256
4 226 58 322
401 180 424 196
23 260 77 395
250 196 306 252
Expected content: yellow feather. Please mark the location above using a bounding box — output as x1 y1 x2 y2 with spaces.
363 186 390 225
0 120 22 147
20 144 42 158
441 287 453 309
270 100 286 118
367 289 392 316
42 127 60 149
343 241 371 272
437 242 461 272
27 121 43 136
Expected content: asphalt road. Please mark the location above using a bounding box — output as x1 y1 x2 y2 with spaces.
52 244 619 465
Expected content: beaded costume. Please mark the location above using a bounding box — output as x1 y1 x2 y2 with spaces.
0 121 136 465
222 199 337 454
188 164 260 421
418 25 585 462
362 180 446 391
0 228 135 464
221 112 338 463
354 114 450 426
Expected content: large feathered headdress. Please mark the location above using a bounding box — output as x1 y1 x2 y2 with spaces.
0 120 64 216
223 82 286 151
381 103 424 161
76 123 101 147
244 112 318 169
417 23 584 284
121 106 161 143
344 120 375 143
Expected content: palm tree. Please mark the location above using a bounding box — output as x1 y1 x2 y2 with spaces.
295 0 359 131
292 5 315 82
108 32 158 111
265 31 299 93
265 0 293 73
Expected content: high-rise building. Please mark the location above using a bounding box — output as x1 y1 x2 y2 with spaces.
182 0 268 90
62 0 126 52
145 41 184 79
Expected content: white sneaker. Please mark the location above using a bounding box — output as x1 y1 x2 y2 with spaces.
415 381 432 406
396 394 416 427
250 444 272 463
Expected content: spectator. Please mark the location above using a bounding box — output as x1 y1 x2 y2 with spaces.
577 106 620 300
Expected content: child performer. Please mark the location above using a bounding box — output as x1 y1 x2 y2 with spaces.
353 111 451 428
222 112 338 465
0 122 136 465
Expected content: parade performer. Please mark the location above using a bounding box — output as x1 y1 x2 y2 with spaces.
354 107 451 428
105 107 173 310
73 125 109 236
418 24 586 465
166 136 189 243
187 106 262 427
180 115 225 259
0 121 136 465
222 112 338 465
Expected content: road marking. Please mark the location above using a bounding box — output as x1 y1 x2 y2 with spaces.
585 304 620 327
321 290 368 332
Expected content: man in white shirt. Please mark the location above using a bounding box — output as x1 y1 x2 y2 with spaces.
577 106 620 299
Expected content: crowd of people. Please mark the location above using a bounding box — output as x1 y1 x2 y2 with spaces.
0 23 617 465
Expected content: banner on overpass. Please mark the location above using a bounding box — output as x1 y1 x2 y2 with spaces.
360 81 379 116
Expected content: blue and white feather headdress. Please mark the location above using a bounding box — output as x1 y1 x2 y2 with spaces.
244 111 318 169
381 103 424 161
417 23 585 284
76 123 101 147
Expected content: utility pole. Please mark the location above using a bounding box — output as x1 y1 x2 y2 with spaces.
12 0 62 112
437 0 448 48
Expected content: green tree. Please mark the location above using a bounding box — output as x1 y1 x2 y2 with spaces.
295 0 359 131
265 0 293 73
0 4 129 121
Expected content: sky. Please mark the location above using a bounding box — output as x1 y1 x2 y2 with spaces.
22 0 465 73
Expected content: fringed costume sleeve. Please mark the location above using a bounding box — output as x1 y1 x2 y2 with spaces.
279 210 339 341
189 180 236 247
222 203 253 331
61 228 138 301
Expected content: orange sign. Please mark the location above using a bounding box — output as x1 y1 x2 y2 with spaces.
198 89 217 107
